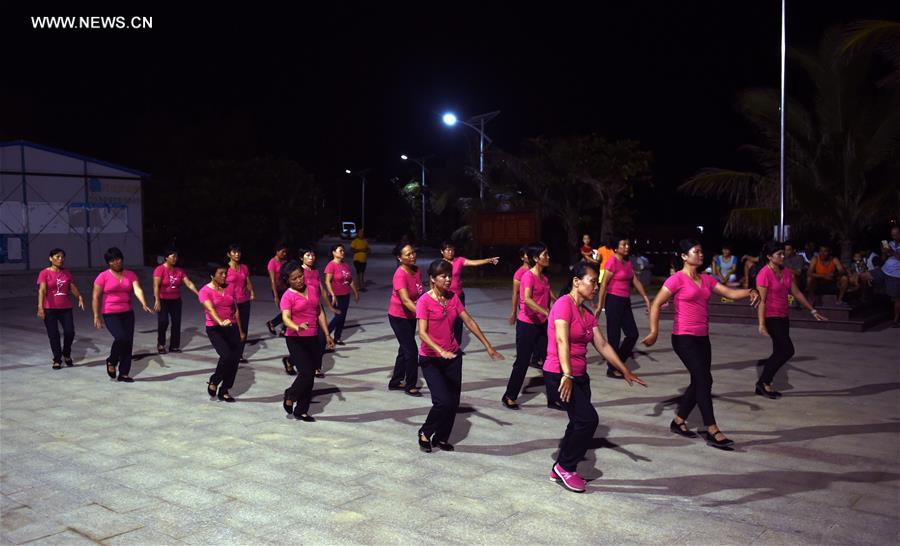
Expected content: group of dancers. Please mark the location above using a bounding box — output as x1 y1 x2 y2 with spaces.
36 235 825 493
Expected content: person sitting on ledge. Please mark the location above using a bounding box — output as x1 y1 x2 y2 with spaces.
806 244 849 306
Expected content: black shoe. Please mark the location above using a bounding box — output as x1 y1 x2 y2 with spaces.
529 361 543 369
207 382 218 397
755 382 782 399
702 430 734 449
218 390 236 402
334 339 345 346
169 347 182 353
283 398 294 415
501 396 520 410
418 432 432 453
282 356 296 376
117 375 134 383
669 420 698 438
157 345 167 354
388 383 406 391
293 408 315 421
405 387 423 397
315 369 325 378
606 369 624 379
52 361 62 370
546 400 564 411
239 357 249 364
106 359 117 379
433 438 455 451
64 357 73 367
266 321 277 336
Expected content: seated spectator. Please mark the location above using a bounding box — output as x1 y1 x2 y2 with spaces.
783 241 807 292
798 241 817 265
741 253 761 289
580 234 598 265
806 244 849 305
631 250 652 286
712 243 741 287
861 226 900 328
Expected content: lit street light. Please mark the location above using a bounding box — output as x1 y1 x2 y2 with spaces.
401 154 433 240
441 110 499 202
345 168 372 230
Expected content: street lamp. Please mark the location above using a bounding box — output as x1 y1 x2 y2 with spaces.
401 154 433 240
442 110 500 202
345 168 372 230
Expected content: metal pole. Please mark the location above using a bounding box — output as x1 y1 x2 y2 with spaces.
479 118 485 202
421 163 427 240
779 0 786 241
361 175 366 230
20 144 30 270
84 161 92 268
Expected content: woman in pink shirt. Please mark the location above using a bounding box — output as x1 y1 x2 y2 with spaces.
596 236 651 379
152 247 199 354
280 261 335 421
265 242 289 337
546 261 646 493
36 248 85 369
324 244 359 345
508 245 529 325
92 247 152 382
643 239 759 448
502 242 556 409
298 245 336 378
440 241 500 344
388 242 426 396
225 244 255 363
416 259 505 453
199 261 245 402
755 241 826 398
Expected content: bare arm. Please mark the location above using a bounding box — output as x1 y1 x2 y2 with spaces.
631 274 651 306
37 282 47 318
459 310 503 360
463 257 499 267
641 286 672 346
523 286 550 317
595 270 611 317
269 268 278 301
182 274 200 296
756 284 768 334
790 278 826 320
554 318 574 402
92 283 104 329
317 306 334 346
132 281 152 313
418 318 454 358
592 326 646 386
509 279 521 324
397 288 417 314
202 299 230 327
246 275 256 301
152 275 162 311
69 280 85 310
712 283 758 304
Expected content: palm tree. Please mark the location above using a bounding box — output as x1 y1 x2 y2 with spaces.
680 22 900 261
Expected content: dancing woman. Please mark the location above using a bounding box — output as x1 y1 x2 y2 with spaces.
92 247 152 383
324 244 359 345
225 244 255 363
508 245 529 325
440 241 499 344
200 261 245 402
152 247 199 354
265 242 289 336
298 245 335 378
595 236 651 379
416 259 504 453
643 239 759 449
36 248 85 369
546 261 646 492
388 242 426 396
280 261 335 421
502 242 555 409
755 240 826 398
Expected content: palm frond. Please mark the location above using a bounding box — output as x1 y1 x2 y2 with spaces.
679 169 769 205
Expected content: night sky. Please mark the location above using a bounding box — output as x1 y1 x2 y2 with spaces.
2 2 896 240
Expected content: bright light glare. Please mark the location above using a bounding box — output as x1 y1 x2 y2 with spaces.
400 155 408 160
345 169 352 174
442 113 458 126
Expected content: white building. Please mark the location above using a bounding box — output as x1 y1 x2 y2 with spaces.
0 141 148 270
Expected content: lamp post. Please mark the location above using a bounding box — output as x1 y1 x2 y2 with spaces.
345 168 372 230
442 110 500 202
778 0 786 241
401 154 433 240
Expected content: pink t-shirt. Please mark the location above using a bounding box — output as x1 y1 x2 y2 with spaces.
544 296 597 377
303 267 321 295
513 265 528 283
225 264 251 303
280 287 320 337
268 258 284 286
37 268 74 309
94 270 139 314
449 257 466 294
390 266 425 319
518 270 551 324
153 265 186 300
325 261 354 296
757 266 793 318
198 284 236 327
662 272 719 336
604 256 634 298
416 292 465 357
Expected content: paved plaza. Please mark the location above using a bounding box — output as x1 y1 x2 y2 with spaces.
1 246 898 545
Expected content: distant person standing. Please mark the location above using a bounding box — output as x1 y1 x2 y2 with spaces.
152 248 199 354
36 248 85 369
265 242 290 336
225 244 255 363
350 229 371 292
439 241 500 345
92 247 153 383
324 244 359 345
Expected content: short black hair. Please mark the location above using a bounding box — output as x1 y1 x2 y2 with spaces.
427 258 453 280
48 248 65 257
678 238 701 255
393 241 415 259
763 240 786 259
525 242 548 267
274 241 289 252
281 260 302 286
208 260 229 278
162 247 178 258
104 247 124 264
227 243 241 253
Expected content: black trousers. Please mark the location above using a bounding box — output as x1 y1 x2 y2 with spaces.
545 372 599 472
419 355 463 442
206 325 241 390
452 291 466 345
671 334 716 426
43 308 74 363
328 294 351 340
157 298 182 348
389 315 419 390
284 336 322 415
270 288 286 327
103 311 135 376
605 293 638 371
504 320 547 400
760 317 794 384
236 301 251 357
